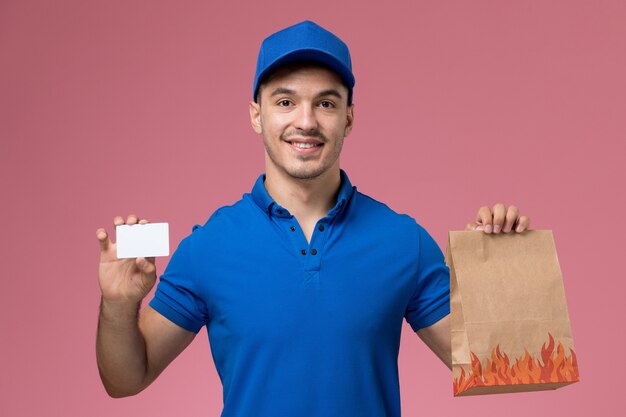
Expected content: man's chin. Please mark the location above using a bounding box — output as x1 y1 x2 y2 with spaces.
283 166 329 181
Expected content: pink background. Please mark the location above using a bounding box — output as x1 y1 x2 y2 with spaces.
1 0 624 416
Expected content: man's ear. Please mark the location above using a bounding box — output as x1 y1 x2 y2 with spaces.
249 101 262 134
344 103 354 137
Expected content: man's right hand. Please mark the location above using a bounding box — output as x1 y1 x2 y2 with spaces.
96 214 157 304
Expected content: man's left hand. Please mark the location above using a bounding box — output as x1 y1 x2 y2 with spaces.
465 204 530 234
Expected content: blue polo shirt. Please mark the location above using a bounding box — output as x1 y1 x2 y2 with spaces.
149 169 450 417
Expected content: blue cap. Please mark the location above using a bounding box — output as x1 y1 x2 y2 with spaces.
253 20 355 104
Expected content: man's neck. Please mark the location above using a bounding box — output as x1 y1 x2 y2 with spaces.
264 164 341 223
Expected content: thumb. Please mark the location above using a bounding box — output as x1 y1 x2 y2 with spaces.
96 228 112 252
136 257 156 275
465 222 478 231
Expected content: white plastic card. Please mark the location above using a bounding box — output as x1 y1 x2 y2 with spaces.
116 223 170 259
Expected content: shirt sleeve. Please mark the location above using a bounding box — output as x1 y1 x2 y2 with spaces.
149 235 208 333
404 222 450 332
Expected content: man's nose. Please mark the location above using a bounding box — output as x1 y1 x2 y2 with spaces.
293 103 318 131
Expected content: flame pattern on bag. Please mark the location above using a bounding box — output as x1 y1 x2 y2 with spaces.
453 333 580 395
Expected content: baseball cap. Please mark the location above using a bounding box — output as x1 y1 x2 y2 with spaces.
253 20 355 104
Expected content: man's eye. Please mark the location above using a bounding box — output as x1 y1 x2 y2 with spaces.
278 99 292 106
320 101 335 108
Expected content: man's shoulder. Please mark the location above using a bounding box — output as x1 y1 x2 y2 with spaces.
184 194 258 239
350 190 432 247
353 189 418 228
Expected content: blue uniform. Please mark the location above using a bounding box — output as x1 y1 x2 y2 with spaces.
149 169 450 417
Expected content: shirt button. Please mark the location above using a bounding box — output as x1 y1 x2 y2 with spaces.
301 249 307 255
310 248 317 255
290 226 296 232
318 224 325 231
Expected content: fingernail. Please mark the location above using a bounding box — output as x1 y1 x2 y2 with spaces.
493 225 501 234
484 225 493 234
503 226 511 233
516 224 523 233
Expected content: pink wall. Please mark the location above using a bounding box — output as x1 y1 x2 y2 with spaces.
2 1 624 415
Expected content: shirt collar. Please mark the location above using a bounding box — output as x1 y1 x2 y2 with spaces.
250 169 355 219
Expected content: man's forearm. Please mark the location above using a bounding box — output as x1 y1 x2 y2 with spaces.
96 299 148 397
416 315 452 370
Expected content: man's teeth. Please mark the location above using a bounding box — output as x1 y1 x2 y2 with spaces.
291 142 320 149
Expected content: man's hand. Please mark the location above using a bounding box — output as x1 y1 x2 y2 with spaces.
95 214 195 398
96 214 157 304
465 204 530 234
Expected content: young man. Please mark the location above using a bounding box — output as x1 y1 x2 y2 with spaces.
96 21 530 416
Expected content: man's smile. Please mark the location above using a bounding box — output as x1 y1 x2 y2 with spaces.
286 139 324 154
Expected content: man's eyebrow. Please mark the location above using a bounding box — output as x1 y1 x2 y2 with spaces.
270 87 296 97
269 87 344 100
316 89 343 100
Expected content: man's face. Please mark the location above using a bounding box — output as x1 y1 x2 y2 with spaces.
249 64 354 180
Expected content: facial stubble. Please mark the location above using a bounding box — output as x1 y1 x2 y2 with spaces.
263 129 344 181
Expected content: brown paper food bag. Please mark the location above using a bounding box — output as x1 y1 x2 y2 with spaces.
446 230 580 396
